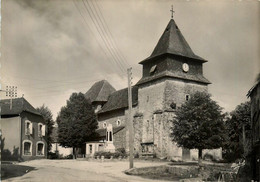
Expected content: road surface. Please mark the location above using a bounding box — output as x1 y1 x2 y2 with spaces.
3 159 169 182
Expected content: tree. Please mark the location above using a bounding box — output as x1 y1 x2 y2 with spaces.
223 101 251 162
57 92 98 158
170 91 226 163
36 105 55 153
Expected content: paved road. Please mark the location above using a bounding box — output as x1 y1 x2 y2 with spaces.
3 159 169 182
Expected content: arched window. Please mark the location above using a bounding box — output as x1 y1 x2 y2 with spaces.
36 141 45 156
23 140 32 156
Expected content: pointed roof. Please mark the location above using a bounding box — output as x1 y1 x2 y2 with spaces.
0 97 41 116
139 19 206 64
85 80 116 103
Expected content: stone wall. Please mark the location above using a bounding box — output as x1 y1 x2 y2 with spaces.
113 128 126 149
133 115 143 154
153 112 182 159
98 109 126 129
164 79 208 110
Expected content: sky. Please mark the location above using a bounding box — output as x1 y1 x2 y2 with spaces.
1 0 259 119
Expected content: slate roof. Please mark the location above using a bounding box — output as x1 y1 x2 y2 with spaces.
85 80 116 103
136 70 211 85
98 86 138 114
0 97 41 116
139 19 206 64
96 126 125 139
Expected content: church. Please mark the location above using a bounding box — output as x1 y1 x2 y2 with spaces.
84 16 221 160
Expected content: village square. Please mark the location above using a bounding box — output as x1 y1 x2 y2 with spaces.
0 0 259 182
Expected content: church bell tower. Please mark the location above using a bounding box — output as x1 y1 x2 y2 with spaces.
135 13 210 159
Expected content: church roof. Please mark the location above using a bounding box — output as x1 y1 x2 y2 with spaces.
136 70 211 85
98 86 138 114
85 80 116 103
139 19 206 64
0 97 41 116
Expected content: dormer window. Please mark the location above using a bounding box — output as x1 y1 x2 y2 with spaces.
25 120 33 135
150 65 157 75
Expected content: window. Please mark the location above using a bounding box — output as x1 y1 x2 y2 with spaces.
106 131 113 142
185 94 190 101
150 65 157 75
36 142 45 156
109 131 112 141
103 122 107 128
38 123 46 137
25 120 32 135
89 145 93 154
116 119 121 126
23 140 32 156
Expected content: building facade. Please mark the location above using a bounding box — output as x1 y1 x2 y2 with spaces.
248 76 260 181
85 18 222 160
0 98 47 161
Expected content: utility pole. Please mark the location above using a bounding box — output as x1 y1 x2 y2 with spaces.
127 68 134 169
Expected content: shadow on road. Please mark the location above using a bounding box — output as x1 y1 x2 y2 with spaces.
1 163 36 180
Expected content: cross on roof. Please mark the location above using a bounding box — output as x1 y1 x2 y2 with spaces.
170 5 175 19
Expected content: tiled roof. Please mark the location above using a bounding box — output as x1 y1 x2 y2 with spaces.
136 70 211 85
98 86 138 114
0 97 41 116
85 80 116 103
139 19 206 64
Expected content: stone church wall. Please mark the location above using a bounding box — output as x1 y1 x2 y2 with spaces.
113 128 126 150
153 112 182 159
164 79 208 110
98 109 126 129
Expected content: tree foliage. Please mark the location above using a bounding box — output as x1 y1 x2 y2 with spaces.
36 105 55 152
223 101 251 161
57 92 98 149
171 92 226 159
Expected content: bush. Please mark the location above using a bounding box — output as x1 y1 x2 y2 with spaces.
94 148 127 159
48 152 59 159
203 153 214 161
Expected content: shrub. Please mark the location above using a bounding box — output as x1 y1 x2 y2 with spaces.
94 148 127 159
203 153 214 161
48 152 59 159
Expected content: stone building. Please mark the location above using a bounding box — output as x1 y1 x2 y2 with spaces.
0 98 47 161
247 74 260 181
85 17 220 160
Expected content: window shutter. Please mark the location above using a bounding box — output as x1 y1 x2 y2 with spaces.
42 125 46 136
29 122 33 134
25 121 27 134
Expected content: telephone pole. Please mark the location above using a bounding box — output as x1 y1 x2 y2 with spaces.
127 68 134 169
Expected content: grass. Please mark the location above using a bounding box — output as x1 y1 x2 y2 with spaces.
1 164 36 180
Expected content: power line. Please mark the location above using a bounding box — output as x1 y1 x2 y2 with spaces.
73 0 126 76
89 0 129 68
80 0 126 74
92 0 130 68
